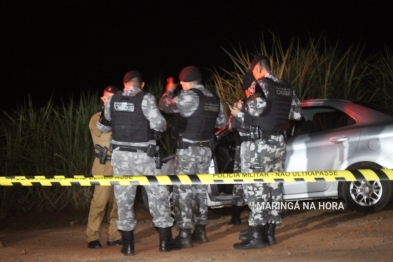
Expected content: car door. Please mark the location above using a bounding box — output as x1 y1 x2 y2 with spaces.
284 105 361 195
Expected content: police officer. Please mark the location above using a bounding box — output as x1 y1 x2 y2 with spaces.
159 66 227 248
96 71 180 256
227 71 256 225
86 86 123 249
230 55 303 249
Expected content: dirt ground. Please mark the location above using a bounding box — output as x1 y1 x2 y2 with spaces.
1 199 393 262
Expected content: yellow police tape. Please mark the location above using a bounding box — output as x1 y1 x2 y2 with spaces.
1 169 393 186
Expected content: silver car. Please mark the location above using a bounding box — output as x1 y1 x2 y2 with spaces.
158 99 393 212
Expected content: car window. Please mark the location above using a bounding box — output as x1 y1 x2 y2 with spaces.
287 106 356 137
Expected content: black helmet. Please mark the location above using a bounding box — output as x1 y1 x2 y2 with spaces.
179 66 202 82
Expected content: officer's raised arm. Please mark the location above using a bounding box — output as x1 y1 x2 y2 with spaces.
159 77 180 114
96 95 113 133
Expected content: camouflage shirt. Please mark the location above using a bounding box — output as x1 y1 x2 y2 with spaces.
96 86 166 146
159 84 227 141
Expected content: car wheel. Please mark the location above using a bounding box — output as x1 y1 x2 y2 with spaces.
342 163 393 213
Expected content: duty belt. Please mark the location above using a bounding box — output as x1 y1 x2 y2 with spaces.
259 130 284 137
240 136 251 142
249 129 284 141
112 144 148 152
181 141 210 148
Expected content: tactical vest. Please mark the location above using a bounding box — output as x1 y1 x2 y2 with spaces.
177 89 220 140
110 91 154 142
245 77 293 132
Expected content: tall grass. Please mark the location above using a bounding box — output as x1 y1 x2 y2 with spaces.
212 32 393 110
367 46 393 109
1 94 99 176
0 93 100 219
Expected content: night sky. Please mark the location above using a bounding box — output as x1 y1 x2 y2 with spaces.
2 1 392 110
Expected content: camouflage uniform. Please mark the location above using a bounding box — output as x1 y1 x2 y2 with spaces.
97 86 173 231
159 85 227 229
229 116 246 207
173 146 212 228
232 174 245 206
234 73 302 226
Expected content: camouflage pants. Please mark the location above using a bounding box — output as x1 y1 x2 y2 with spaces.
232 184 245 206
111 149 173 231
243 135 286 225
233 145 241 173
232 145 245 206
173 146 212 229
245 182 283 225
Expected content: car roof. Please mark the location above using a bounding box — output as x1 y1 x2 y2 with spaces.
300 99 393 125
301 98 350 104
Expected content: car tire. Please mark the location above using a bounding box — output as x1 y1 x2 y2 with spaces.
342 163 393 213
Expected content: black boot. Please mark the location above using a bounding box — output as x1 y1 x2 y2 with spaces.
238 228 249 241
233 226 266 250
158 227 182 252
242 224 273 244
263 223 277 245
120 230 134 256
174 228 193 248
228 206 242 225
191 224 209 243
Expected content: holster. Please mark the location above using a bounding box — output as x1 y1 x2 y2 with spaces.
94 144 110 164
176 135 184 149
146 144 156 157
155 146 162 169
208 136 217 151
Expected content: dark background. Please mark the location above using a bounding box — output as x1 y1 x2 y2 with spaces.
2 0 392 110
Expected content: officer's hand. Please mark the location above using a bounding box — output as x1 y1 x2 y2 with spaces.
166 77 176 92
234 100 244 110
230 106 241 117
